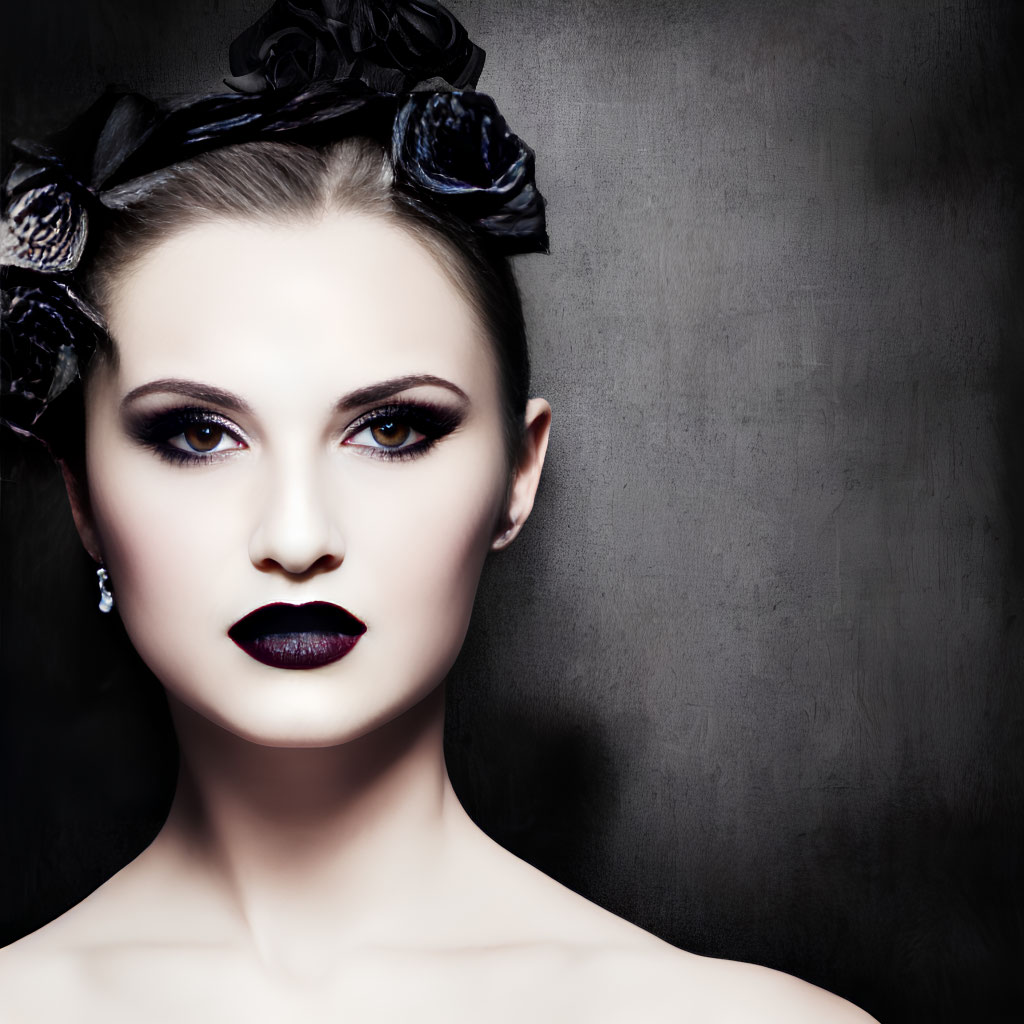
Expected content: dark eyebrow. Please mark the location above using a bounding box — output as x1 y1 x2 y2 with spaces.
120 374 469 416
121 379 252 414
334 374 469 411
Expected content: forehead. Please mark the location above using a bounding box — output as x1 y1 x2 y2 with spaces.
101 212 496 403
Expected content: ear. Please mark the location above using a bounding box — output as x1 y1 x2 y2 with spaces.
59 458 104 564
491 397 552 551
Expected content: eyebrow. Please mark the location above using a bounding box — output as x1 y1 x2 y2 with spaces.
121 379 252 414
120 374 469 415
334 374 469 411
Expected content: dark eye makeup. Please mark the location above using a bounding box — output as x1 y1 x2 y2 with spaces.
126 399 464 466
128 406 247 465
342 401 464 461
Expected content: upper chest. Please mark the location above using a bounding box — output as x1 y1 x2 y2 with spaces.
13 944 687 1024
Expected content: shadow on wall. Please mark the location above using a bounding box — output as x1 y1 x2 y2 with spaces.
445 671 617 893
864 2 1024 583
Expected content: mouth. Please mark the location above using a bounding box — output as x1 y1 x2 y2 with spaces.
228 602 366 670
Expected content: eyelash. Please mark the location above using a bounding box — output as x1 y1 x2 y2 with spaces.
131 401 462 466
342 402 463 461
132 407 247 466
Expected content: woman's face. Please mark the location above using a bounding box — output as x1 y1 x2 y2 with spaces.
77 212 531 747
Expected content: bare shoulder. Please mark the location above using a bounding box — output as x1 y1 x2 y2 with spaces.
594 943 878 1024
0 854 204 1021
470 837 876 1023
0 924 91 1021
560 916 878 1023
0 858 157 961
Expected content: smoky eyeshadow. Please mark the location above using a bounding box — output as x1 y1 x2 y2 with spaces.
345 399 463 438
122 396 466 465
126 405 239 446
342 399 466 461
122 404 245 465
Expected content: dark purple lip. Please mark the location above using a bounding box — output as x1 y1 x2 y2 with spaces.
228 602 366 670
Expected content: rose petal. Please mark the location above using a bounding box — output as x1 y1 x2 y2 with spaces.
0 184 89 273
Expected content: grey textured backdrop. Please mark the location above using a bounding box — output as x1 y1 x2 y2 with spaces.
2 2 1022 1021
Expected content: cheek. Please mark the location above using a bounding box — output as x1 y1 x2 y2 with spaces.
86 458 242 665
346 442 507 662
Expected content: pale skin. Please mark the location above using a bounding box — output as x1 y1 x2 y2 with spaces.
0 212 877 1023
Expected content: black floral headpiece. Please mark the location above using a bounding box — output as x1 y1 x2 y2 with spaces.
1 0 547 442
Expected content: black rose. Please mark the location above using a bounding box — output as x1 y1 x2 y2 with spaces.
392 91 548 254
0 279 104 437
1 173 90 274
225 0 484 95
226 12 344 94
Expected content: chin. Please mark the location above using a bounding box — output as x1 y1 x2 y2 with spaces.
164 671 444 750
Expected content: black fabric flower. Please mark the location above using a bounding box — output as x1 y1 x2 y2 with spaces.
0 179 89 273
392 91 548 254
225 0 485 95
0 279 104 437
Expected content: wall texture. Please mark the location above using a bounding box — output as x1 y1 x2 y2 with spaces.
2 2 1022 1021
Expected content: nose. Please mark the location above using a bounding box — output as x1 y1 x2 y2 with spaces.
248 454 344 577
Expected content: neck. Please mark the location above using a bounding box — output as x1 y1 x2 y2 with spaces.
151 684 470 974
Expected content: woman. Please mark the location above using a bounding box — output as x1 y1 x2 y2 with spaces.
0 2 878 1019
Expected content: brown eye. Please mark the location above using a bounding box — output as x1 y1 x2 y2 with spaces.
183 422 224 452
370 420 411 447
343 407 431 457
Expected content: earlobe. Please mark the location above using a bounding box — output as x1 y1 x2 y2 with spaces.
493 515 519 549
59 459 104 564
491 397 551 551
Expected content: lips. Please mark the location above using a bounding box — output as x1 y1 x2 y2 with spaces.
228 602 366 670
